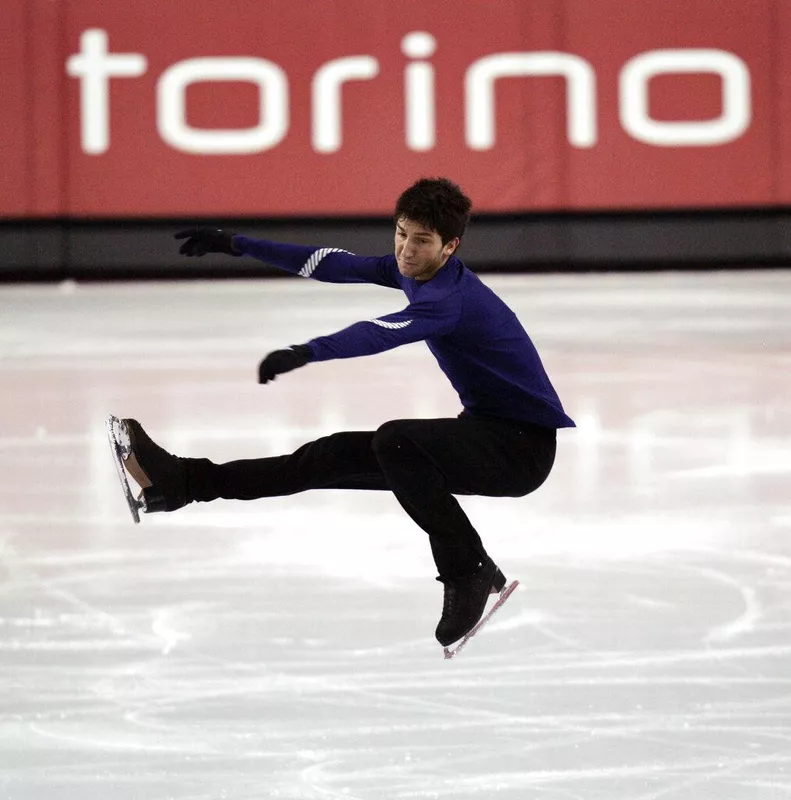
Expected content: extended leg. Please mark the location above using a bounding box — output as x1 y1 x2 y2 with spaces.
116 420 389 511
188 431 388 500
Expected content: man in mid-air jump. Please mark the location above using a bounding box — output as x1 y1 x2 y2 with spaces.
110 177 575 653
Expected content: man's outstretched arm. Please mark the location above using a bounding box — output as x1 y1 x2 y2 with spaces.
175 228 399 288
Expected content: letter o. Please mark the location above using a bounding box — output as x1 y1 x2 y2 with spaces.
157 57 288 154
620 49 751 146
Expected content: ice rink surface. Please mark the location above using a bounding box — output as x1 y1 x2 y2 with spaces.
1 269 790 799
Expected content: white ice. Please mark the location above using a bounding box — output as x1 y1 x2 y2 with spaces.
1 270 790 799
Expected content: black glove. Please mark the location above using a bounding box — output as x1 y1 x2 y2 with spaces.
175 228 241 257
258 345 312 384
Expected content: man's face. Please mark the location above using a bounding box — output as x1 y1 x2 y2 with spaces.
394 216 459 281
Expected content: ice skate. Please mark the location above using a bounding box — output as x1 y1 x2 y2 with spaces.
442 579 520 659
105 416 189 522
436 558 519 659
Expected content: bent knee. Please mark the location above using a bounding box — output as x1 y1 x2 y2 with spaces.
372 419 415 457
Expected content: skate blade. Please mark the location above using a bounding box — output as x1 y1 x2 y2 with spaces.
105 415 146 524
442 580 520 660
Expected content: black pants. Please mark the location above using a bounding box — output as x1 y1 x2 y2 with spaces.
187 417 557 580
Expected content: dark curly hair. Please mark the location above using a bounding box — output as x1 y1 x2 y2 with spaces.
394 178 472 244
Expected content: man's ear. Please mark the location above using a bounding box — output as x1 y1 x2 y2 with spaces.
444 237 460 257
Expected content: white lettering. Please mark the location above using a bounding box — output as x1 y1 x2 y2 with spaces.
402 31 436 151
66 29 147 154
620 49 751 146
67 32 754 156
157 58 289 154
311 56 379 153
465 52 597 149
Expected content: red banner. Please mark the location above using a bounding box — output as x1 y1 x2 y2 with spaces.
3 0 790 216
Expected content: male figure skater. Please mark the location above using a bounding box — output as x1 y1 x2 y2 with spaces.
114 177 575 649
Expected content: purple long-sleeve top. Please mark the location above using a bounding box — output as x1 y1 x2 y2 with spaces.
234 236 575 429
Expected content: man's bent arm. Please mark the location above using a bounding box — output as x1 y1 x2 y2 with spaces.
306 298 461 361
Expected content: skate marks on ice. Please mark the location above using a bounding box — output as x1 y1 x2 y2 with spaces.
3 528 791 800
1 272 791 798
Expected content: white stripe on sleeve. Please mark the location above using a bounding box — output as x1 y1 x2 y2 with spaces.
299 248 351 278
368 318 413 330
